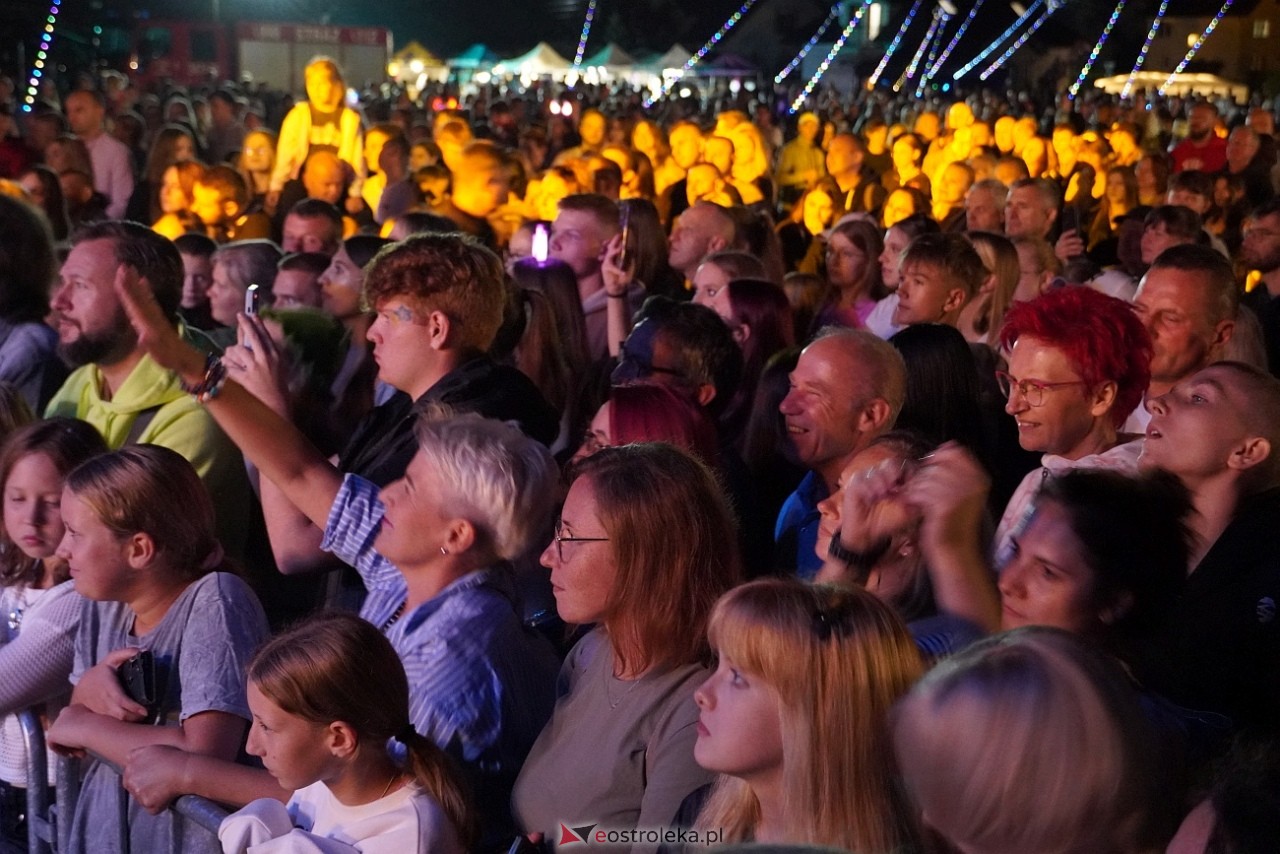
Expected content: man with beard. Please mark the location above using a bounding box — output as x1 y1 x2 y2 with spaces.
44 221 251 555
1240 197 1280 377
1171 101 1228 174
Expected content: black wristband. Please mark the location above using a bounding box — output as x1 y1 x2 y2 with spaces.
827 527 884 579
606 292 628 299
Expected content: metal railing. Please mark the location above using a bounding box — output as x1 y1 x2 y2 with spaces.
16 709 231 853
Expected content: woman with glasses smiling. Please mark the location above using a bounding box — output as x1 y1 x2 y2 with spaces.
992 286 1153 565
513 443 742 851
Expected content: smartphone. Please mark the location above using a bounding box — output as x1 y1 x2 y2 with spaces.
1060 205 1080 236
244 283 261 317
617 205 631 270
118 649 160 724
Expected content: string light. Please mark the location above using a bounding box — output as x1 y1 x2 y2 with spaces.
572 0 598 68
644 0 761 106
1068 0 1128 99
1121 0 1169 99
868 0 925 88
953 0 1044 80
1159 0 1236 94
775 2 842 83
789 0 875 113
22 0 60 113
978 0 1062 81
926 0 985 82
894 8 941 91
915 9 951 97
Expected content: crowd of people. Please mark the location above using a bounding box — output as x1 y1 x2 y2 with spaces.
0 53 1278 853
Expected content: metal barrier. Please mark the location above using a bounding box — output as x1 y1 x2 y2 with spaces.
16 710 52 854
15 710 231 853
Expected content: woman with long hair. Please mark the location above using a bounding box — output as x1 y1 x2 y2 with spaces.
508 257 594 452
0 420 105 842
777 179 844 275
1087 165 1139 253
219 612 471 852
128 124 199 223
693 578 923 852
813 217 885 331
513 443 742 845
960 230 1021 346
151 159 207 240
236 129 277 211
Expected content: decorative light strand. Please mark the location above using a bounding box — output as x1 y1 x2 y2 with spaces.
1068 0 1127 99
953 0 1044 80
775 3 842 83
1159 0 1236 94
915 9 952 97
926 0 985 82
894 9 941 91
644 0 761 106
789 0 875 113
22 0 60 113
572 0 599 68
1121 0 1169 99
978 0 1061 81
868 0 925 88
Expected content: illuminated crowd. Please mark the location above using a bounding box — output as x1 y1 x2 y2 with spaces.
0 55 1278 853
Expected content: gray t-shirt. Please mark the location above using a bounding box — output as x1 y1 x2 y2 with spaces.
66 571 268 854
511 629 713 853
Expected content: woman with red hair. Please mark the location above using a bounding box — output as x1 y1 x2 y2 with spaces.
574 383 719 467
992 286 1153 565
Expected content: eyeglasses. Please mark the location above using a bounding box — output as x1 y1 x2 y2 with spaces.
995 370 1090 407
611 352 686 384
578 430 611 457
552 520 609 562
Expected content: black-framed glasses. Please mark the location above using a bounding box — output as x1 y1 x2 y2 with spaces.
995 370 1089 408
552 521 609 562
611 352 686 384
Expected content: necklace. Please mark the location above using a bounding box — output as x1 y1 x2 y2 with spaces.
381 600 406 632
378 771 402 800
604 666 643 710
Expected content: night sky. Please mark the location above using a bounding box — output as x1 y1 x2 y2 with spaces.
0 0 1174 91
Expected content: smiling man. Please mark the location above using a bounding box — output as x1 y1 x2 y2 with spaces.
775 328 905 578
992 287 1152 565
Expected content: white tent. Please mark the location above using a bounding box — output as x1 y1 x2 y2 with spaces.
640 44 692 75
583 43 636 72
493 42 573 77
1093 71 1248 102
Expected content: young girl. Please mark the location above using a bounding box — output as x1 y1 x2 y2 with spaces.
693 578 924 852
0 419 105 837
45 445 269 854
219 612 472 854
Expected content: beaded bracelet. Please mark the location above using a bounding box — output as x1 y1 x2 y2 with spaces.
180 353 228 404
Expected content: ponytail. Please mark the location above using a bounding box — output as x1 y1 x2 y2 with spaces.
396 727 477 850
248 613 477 847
